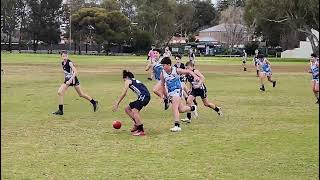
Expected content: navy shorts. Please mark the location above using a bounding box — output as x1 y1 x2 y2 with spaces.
190 87 207 99
129 95 150 111
64 76 80 86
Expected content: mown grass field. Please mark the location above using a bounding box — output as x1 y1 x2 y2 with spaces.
1 53 319 179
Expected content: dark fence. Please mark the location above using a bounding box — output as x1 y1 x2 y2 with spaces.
1 43 137 55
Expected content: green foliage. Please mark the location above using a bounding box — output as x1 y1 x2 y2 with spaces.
1 0 18 51
217 0 246 11
134 0 177 45
192 0 218 31
244 41 259 55
72 7 131 52
131 29 153 53
244 0 319 53
101 0 120 11
23 0 62 51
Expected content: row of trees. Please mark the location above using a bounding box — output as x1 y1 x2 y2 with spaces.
1 0 222 52
1 0 319 54
1 0 62 51
244 0 319 55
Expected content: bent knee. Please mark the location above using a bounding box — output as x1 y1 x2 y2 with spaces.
204 103 210 107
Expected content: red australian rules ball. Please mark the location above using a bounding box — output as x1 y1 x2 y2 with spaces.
113 121 122 129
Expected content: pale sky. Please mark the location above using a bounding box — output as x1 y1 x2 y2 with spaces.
211 0 218 6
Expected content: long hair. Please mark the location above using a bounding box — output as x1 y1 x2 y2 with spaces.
123 70 134 79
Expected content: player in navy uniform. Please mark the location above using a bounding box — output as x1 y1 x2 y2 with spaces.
182 62 223 123
113 70 151 136
160 57 199 132
309 53 319 104
52 51 98 115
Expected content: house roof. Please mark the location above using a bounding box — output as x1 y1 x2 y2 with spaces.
200 23 246 33
197 36 218 42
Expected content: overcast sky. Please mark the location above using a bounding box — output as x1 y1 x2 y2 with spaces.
211 0 217 5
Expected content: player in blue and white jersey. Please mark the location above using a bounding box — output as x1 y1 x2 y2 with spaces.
309 53 319 104
145 49 169 110
257 54 277 91
160 57 199 132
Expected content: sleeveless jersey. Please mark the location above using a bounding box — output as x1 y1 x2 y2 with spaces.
258 58 271 72
153 61 163 81
174 63 186 82
311 61 319 80
162 67 181 92
62 59 74 79
129 78 150 98
186 69 206 90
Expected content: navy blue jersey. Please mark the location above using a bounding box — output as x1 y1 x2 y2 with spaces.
129 78 150 98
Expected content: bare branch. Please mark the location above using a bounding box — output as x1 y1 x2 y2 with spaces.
266 18 288 23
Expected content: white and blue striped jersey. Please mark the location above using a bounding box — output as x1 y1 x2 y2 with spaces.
258 58 271 72
310 61 319 80
162 67 182 92
153 62 163 81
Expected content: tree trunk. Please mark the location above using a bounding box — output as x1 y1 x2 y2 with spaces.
78 42 81 55
298 26 319 56
74 41 77 54
19 29 22 53
8 33 12 52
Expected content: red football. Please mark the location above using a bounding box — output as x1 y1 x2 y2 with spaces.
113 121 122 129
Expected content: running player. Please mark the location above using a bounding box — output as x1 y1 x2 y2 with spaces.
242 49 247 71
174 55 188 99
160 57 199 132
113 70 150 136
253 49 259 76
147 45 156 80
145 49 169 109
174 55 198 121
163 46 172 58
188 48 196 65
52 51 98 115
182 61 223 123
257 54 277 91
309 53 319 104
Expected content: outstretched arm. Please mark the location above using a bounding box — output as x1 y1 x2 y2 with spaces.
160 72 167 98
145 60 153 71
193 69 205 85
177 68 200 82
113 80 130 112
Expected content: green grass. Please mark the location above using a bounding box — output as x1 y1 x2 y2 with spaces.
1 53 319 179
